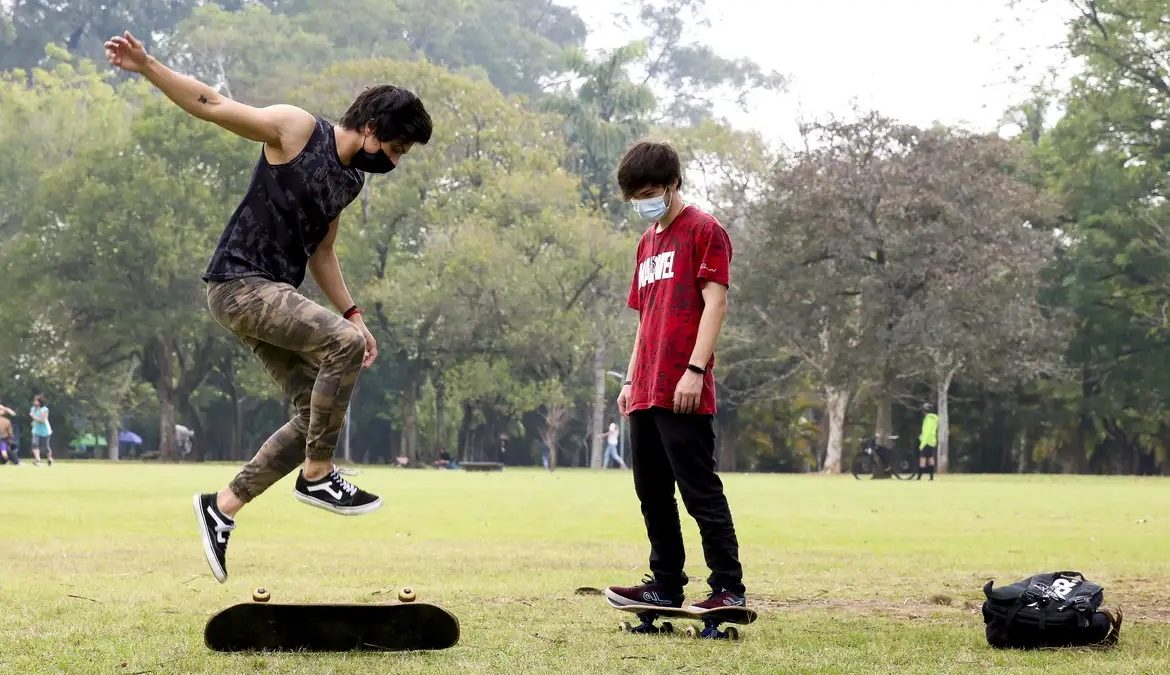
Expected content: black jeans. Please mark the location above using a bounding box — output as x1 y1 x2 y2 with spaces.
629 407 744 595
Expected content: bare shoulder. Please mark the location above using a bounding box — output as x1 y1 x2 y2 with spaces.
256 104 317 161
268 104 316 141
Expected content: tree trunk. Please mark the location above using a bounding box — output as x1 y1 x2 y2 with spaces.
717 410 738 472
874 368 895 447
107 417 120 461
822 386 850 473
590 341 606 469
937 369 955 473
873 366 895 478
457 401 473 461
542 404 568 472
224 360 242 461
434 373 447 454
180 394 205 462
159 392 177 461
401 378 419 463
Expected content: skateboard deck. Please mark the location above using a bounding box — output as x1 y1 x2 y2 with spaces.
205 601 459 652
607 597 758 640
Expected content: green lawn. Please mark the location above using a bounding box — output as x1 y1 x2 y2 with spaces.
1 464 1167 674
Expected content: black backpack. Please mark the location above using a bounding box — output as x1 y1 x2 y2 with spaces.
981 571 1122 649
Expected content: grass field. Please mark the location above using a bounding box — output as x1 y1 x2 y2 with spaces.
1 463 1168 674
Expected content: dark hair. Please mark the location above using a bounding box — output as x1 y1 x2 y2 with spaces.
617 140 683 198
340 85 432 145
34 394 45 405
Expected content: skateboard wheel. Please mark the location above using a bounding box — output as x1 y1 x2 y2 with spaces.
252 588 270 603
661 621 673 634
685 626 698 639
726 627 739 641
398 587 416 603
619 620 632 633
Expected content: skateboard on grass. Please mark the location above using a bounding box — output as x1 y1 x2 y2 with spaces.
204 587 459 652
607 597 758 641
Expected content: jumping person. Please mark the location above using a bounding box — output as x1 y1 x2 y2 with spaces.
917 403 938 481
104 31 432 583
604 141 746 612
29 395 53 466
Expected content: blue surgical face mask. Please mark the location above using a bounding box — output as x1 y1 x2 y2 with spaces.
630 190 671 222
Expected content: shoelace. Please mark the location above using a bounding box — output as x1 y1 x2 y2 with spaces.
331 470 359 496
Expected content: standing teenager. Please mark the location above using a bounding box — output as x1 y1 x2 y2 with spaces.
604 141 746 611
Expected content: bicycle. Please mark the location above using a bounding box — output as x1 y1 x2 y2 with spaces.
851 435 918 480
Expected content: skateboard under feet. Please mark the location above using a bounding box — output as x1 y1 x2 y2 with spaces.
608 598 758 641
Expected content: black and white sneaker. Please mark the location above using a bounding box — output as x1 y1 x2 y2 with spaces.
293 468 382 515
192 493 234 583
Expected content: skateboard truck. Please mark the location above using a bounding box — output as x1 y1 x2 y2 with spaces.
620 611 675 635
686 619 739 641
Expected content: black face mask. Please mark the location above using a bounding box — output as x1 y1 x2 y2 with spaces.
350 137 396 174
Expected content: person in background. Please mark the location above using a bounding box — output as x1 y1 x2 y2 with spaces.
0 404 15 464
599 420 627 469
917 402 939 481
29 394 53 466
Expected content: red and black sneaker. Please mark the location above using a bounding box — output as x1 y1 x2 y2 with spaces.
688 589 747 612
605 575 685 608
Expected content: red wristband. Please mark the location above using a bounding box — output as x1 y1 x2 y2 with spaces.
343 305 363 320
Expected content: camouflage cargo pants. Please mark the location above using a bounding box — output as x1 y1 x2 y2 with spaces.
206 276 365 502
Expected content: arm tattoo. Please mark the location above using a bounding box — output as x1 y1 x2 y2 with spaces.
197 94 208 104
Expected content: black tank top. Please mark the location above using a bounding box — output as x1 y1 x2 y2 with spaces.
203 116 364 287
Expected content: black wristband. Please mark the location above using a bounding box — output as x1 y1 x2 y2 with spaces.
623 380 632 386
687 364 706 375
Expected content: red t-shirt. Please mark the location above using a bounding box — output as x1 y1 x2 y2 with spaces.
626 205 732 415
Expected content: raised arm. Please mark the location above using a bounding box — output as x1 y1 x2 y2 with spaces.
104 31 313 151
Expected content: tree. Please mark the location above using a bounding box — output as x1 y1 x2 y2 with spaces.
1011 0 1170 473
164 3 332 105
0 48 132 238
277 0 587 97
894 129 1063 472
0 0 197 71
618 0 785 125
743 114 1061 473
8 98 255 460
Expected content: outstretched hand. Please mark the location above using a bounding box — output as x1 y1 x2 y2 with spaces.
104 31 149 73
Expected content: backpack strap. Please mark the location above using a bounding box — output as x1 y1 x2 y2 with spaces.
1002 595 1029 628
1071 595 1094 628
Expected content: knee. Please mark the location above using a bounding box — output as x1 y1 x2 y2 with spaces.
293 406 310 430
332 325 365 363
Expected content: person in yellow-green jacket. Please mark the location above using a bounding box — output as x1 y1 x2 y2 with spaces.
916 403 938 481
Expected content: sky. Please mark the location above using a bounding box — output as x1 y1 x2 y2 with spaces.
560 0 1076 148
